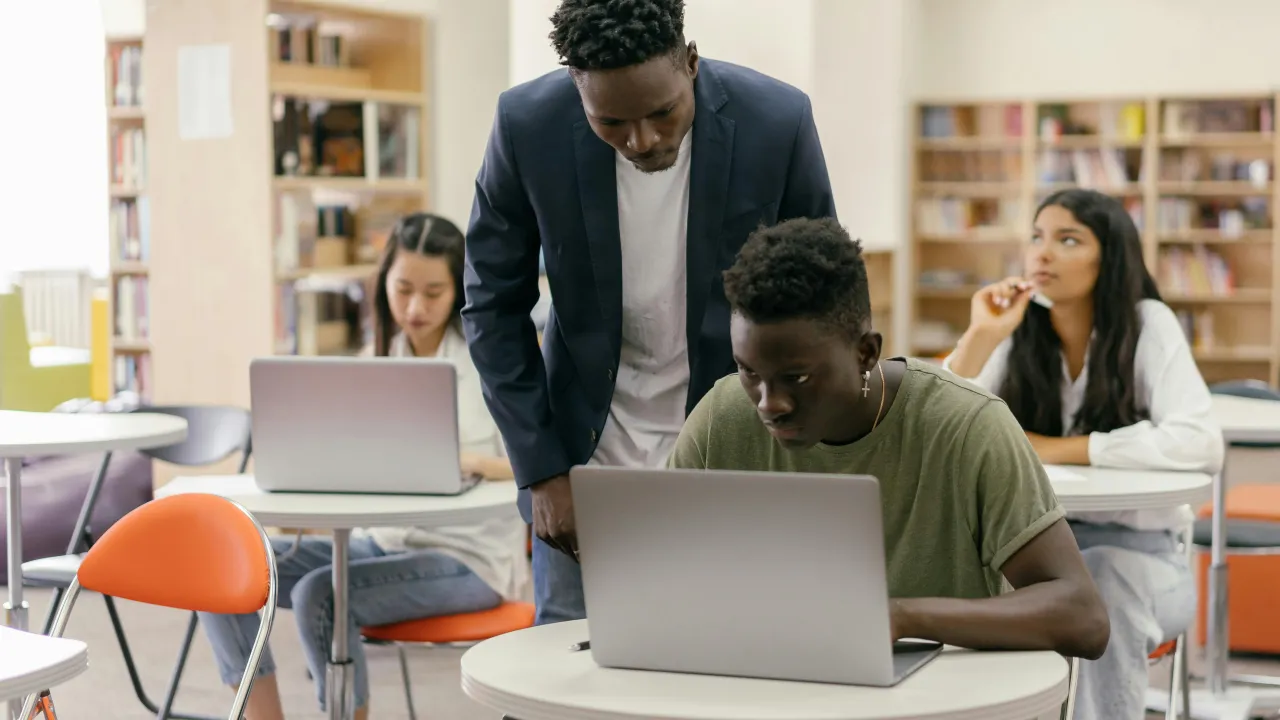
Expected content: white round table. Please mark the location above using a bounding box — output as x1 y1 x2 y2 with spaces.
1044 465 1213 512
1 410 188 635
0 626 88 703
460 620 1070 720
155 474 520 720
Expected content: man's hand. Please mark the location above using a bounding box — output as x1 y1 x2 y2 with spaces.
890 599 916 642
531 474 578 561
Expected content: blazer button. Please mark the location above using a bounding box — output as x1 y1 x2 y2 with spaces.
590 429 598 443
606 368 614 381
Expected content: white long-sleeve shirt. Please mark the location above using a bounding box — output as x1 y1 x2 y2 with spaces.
943 299 1224 531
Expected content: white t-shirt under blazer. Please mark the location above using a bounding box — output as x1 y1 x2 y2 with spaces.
943 299 1224 532
590 129 694 471
359 325 529 601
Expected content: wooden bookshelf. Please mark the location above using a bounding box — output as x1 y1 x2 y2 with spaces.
911 95 1280 385
143 1 430 420
105 34 151 399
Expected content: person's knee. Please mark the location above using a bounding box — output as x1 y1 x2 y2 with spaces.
290 565 334 630
1080 546 1143 608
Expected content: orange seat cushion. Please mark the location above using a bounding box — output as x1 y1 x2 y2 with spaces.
1197 484 1280 522
361 601 535 644
1149 640 1176 660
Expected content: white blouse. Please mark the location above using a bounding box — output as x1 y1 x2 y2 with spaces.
359 325 529 601
943 299 1225 532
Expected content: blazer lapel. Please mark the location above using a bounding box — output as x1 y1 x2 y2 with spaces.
574 121 622 355
685 65 734 372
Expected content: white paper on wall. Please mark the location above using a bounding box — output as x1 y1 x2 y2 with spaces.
177 44 234 140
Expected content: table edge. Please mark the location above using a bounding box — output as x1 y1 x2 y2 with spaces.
460 655 1069 720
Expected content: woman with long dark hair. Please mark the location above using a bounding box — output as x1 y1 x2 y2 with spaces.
945 189 1222 720
197 214 526 720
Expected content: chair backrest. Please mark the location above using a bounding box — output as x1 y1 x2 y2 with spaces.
1210 380 1280 402
32 493 277 720
133 404 252 469
78 493 271 613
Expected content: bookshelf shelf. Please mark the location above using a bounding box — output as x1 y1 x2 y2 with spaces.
1157 181 1272 196
111 262 149 276
1037 136 1145 150
1158 229 1272 244
912 94 1280 383
1161 132 1274 147
108 106 146 121
271 176 424 195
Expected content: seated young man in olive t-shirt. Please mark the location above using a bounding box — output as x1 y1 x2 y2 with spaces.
668 217 1110 659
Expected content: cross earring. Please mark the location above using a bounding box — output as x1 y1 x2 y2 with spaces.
861 371 871 398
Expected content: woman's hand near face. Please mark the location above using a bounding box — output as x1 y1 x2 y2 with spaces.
970 277 1035 342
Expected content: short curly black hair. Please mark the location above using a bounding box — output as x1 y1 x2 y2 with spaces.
723 217 871 339
548 0 686 71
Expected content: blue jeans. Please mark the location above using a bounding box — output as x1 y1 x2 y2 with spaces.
1069 521 1195 720
198 535 502 710
532 535 586 625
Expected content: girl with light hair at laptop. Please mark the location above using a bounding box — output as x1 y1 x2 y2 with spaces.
196 213 528 720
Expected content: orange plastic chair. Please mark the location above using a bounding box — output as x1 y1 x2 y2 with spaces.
18 494 278 720
360 602 535 719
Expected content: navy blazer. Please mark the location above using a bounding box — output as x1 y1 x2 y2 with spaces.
462 59 837 518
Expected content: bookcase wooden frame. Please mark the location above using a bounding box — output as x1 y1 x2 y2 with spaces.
140 1 430 481
105 34 150 398
909 94 1279 385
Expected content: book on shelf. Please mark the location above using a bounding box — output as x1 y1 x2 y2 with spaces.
112 127 146 188
918 150 1021 183
1158 246 1235 296
1163 99 1275 137
1037 148 1139 187
114 276 150 341
1160 149 1272 184
1038 101 1145 141
1157 197 1269 236
111 197 150 263
114 353 150 397
915 198 1019 236
270 17 350 68
108 44 143 108
920 104 1022 138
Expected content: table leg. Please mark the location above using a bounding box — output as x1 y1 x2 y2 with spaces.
326 528 354 720
5 456 28 720
1207 461 1228 696
4 457 27 631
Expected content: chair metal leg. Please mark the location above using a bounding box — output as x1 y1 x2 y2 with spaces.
397 645 418 720
102 594 218 720
155 612 200 720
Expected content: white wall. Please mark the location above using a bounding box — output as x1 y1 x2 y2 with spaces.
510 0 814 91
0 1 108 281
916 0 1280 99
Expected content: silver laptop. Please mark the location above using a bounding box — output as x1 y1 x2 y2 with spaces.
570 466 942 686
250 356 479 495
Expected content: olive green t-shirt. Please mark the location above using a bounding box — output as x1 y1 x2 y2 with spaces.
667 358 1065 599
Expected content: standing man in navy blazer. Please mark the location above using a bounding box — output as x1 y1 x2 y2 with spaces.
462 0 837 626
